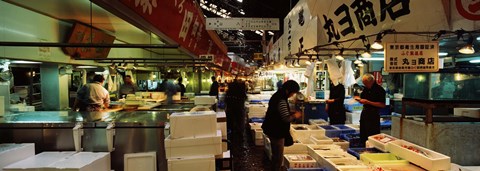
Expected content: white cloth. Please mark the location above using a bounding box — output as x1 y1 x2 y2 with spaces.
107 75 113 92
341 60 357 87
325 59 342 86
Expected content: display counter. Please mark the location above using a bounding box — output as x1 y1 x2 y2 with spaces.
0 105 195 171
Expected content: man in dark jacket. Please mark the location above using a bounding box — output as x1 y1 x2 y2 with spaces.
326 82 346 124
209 76 219 97
357 74 386 146
262 80 302 171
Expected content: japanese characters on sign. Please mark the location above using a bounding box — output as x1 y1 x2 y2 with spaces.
205 18 279 30
384 42 439 73
119 0 227 59
322 0 411 42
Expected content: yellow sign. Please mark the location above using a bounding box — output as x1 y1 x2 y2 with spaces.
384 42 439 73
253 53 264 61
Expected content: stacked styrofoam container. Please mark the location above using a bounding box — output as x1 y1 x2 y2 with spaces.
194 96 217 106
216 111 228 152
290 124 326 140
166 111 221 171
367 133 398 152
0 143 35 171
3 152 111 171
246 104 268 118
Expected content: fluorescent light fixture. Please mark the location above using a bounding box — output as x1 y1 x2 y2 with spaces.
76 66 98 69
359 57 384 61
438 52 448 57
372 51 384 54
470 59 480 63
10 60 42 64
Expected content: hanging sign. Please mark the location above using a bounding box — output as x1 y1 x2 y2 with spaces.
384 42 439 73
206 18 279 30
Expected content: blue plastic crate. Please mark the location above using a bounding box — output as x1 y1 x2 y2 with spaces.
340 133 362 148
347 147 383 159
380 120 391 129
250 117 264 123
287 168 327 171
318 125 342 138
332 125 356 134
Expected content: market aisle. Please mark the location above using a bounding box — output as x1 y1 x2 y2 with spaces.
230 125 272 171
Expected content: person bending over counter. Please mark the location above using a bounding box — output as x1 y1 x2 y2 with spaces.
119 75 138 98
356 74 386 146
73 75 110 112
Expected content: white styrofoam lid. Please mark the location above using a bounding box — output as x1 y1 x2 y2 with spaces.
4 152 76 168
165 130 221 148
125 152 156 171
167 155 214 161
170 111 216 117
0 143 34 153
51 152 109 168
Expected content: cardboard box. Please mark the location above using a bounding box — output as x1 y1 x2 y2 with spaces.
0 143 35 171
170 111 217 139
165 130 222 158
387 140 451 171
168 155 215 171
367 133 398 152
283 154 318 168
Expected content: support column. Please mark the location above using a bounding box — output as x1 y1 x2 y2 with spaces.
40 64 69 110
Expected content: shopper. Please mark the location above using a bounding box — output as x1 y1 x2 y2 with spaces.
73 75 110 112
357 74 386 146
177 77 186 97
209 76 219 97
326 82 346 124
262 80 302 171
119 75 138 98
157 78 168 92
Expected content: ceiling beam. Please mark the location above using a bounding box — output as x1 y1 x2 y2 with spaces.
0 42 178 48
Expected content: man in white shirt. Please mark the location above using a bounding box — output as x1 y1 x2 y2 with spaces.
73 75 110 112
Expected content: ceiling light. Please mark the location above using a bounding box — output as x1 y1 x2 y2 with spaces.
237 0 243 2
10 60 42 64
459 44 475 54
358 63 364 67
335 48 344 60
371 33 384 50
289 61 294 67
76 66 98 69
361 51 372 58
294 59 300 67
305 60 311 65
354 60 362 64
469 59 480 63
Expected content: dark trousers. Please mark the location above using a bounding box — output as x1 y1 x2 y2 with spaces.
360 111 380 146
269 136 285 171
226 102 246 145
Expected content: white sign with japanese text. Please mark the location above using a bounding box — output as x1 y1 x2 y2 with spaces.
384 42 439 73
206 18 279 30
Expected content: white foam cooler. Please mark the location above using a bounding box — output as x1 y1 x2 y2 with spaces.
387 140 451 171
0 143 35 171
194 96 217 105
165 130 222 158
169 111 217 139
167 155 215 171
3 152 110 171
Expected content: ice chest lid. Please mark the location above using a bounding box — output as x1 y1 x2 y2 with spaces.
50 152 109 168
165 130 221 147
168 155 214 161
4 152 76 168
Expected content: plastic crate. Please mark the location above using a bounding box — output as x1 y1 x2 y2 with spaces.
249 117 264 123
347 148 383 159
332 125 356 134
360 153 409 165
317 125 342 138
340 133 362 148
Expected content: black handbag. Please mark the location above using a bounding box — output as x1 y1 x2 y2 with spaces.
284 132 294 147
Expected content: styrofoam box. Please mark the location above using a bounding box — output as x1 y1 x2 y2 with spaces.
167 155 215 171
283 154 318 168
249 122 262 130
346 112 361 125
313 151 356 167
217 122 227 137
387 140 451 171
284 143 309 154
332 138 350 151
367 133 398 152
173 92 181 101
296 137 316 145
248 112 266 119
165 130 222 158
308 119 328 126
337 166 371 171
309 135 334 145
0 143 35 171
170 111 217 139
3 152 76 171
255 139 264 146
306 144 342 157
124 152 156 171
194 96 217 105
291 124 326 140
49 152 110 171
222 141 228 152
253 129 263 140
324 158 365 171
454 108 480 118
4 152 109 171
247 104 267 113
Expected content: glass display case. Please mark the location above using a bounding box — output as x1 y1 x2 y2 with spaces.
403 73 480 100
